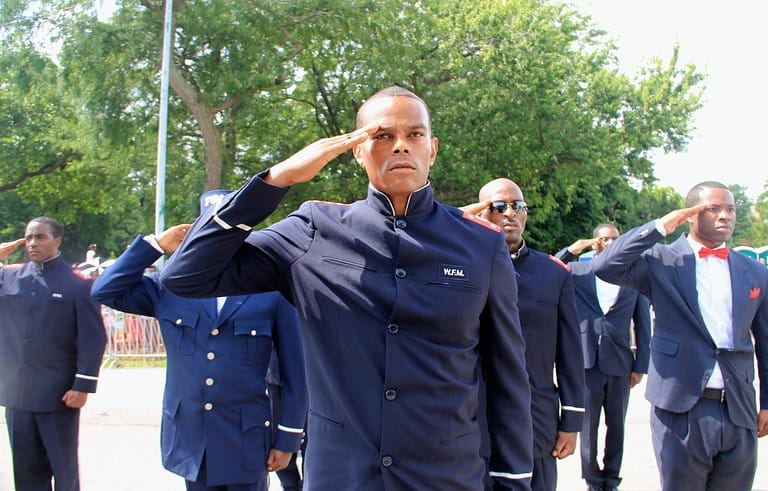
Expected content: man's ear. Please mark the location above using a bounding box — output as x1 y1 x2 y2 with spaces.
353 144 365 167
428 136 439 167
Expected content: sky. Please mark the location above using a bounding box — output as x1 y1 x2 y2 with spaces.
568 0 768 200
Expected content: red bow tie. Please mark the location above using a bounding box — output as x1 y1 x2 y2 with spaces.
699 247 728 260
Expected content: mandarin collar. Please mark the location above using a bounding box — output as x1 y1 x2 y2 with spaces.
366 181 434 217
511 240 528 261
28 253 64 275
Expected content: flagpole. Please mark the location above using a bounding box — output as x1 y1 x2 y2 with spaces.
154 0 174 268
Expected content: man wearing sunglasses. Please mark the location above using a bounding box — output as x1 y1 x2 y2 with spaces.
555 225 651 491
464 178 584 491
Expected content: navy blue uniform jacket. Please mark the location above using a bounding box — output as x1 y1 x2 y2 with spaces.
0 255 106 411
160 174 534 490
515 246 584 457
91 237 307 485
592 222 768 429
556 250 651 377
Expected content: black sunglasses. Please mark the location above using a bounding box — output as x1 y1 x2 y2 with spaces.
490 200 528 214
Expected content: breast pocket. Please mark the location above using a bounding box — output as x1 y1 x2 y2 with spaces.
232 320 272 365
159 311 199 355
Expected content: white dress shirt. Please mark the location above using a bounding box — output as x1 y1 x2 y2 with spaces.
687 236 732 389
595 275 620 315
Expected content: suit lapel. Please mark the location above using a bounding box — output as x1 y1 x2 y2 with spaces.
214 295 247 327
671 236 709 332
729 253 749 335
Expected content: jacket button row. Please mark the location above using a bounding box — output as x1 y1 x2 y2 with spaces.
395 268 406 278
205 378 214 386
381 455 393 467
206 352 215 360
211 328 220 336
387 324 399 334
384 389 397 401
203 402 213 411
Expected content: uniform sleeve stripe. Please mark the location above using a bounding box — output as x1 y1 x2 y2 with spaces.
212 213 233 230
489 471 533 480
75 374 99 381
562 405 585 413
212 213 251 232
277 424 304 434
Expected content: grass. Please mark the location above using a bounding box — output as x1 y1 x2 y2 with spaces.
102 356 167 369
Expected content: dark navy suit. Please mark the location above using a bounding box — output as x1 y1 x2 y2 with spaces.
160 173 534 490
592 221 768 490
91 236 307 489
513 245 584 491
0 254 106 491
556 249 651 488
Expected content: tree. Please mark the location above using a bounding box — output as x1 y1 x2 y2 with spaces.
2 0 707 257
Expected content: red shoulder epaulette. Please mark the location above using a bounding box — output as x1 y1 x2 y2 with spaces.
462 211 500 232
548 254 570 272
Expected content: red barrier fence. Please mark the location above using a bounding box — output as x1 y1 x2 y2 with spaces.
101 306 166 358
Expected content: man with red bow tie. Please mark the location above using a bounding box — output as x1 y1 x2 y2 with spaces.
592 181 768 491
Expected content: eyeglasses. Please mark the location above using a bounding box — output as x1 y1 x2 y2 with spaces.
490 200 528 214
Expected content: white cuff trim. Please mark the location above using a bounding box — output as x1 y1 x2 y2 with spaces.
212 212 251 232
75 374 99 381
277 424 304 434
489 471 533 480
213 213 233 230
562 405 585 413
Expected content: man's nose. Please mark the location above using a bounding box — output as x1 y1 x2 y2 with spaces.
392 136 410 154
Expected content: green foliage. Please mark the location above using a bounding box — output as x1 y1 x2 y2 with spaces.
6 0 752 259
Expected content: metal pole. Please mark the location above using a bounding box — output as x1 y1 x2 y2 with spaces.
154 0 174 268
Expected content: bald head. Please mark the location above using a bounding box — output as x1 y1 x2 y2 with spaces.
478 178 527 254
479 178 523 202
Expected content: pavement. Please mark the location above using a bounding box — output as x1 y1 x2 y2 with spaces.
1 368 766 490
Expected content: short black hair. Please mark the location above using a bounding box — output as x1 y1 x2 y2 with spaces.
28 216 63 238
356 85 432 132
684 181 730 208
592 223 618 238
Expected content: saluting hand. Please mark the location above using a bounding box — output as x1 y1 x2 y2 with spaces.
156 224 192 254
265 123 380 188
567 238 597 256
659 203 707 236
0 238 25 262
459 200 492 218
